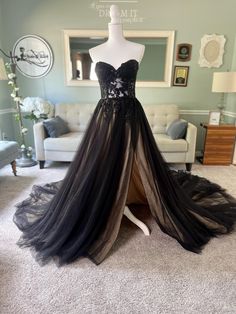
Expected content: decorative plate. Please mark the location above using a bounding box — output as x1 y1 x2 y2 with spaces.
13 35 53 78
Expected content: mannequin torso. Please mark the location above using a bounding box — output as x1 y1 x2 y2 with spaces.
89 5 145 69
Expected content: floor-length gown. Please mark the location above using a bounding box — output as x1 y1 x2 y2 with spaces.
13 59 236 265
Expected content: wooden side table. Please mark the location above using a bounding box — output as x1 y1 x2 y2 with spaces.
201 123 236 165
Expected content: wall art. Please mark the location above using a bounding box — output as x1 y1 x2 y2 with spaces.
173 66 189 87
198 34 226 68
176 43 192 62
13 35 54 78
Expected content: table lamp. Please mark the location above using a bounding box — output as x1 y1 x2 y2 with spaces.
0 57 8 80
212 72 236 124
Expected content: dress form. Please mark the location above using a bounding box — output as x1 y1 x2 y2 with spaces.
90 5 149 236
89 5 145 69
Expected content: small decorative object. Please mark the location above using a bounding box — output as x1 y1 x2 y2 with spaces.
173 66 189 87
212 72 236 124
208 111 221 125
198 34 226 68
12 35 53 78
21 97 54 123
176 43 192 62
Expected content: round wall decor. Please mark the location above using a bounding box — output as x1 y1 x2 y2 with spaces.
13 35 53 78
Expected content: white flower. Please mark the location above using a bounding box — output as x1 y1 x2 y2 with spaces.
8 73 16 79
21 144 26 149
34 97 50 114
21 97 54 118
8 81 14 86
33 110 41 118
21 97 36 112
21 127 28 134
27 146 32 151
10 93 16 98
14 87 19 91
14 96 21 102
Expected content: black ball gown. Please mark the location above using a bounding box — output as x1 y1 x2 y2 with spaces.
13 59 236 265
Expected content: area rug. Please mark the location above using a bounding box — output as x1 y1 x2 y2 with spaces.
0 162 236 314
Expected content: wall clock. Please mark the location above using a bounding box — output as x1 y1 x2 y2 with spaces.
198 34 226 68
12 35 53 78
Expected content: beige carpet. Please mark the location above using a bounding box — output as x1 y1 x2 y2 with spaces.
0 162 236 314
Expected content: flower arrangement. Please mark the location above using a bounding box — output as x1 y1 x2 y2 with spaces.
21 97 54 123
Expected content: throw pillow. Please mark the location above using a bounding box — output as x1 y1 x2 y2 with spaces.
43 116 70 138
166 119 188 140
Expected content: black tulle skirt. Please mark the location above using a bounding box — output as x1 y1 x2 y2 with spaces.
13 97 236 265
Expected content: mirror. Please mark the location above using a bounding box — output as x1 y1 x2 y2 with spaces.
63 30 175 87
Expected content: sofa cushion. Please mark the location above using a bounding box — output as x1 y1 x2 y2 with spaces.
154 134 187 152
166 119 188 140
43 116 70 138
44 132 83 151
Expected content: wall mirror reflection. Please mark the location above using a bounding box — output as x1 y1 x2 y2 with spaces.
63 30 175 87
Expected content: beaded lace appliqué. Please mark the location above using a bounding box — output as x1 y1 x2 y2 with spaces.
108 78 129 98
101 77 135 99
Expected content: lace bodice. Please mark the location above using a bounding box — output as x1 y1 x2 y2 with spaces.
95 59 139 99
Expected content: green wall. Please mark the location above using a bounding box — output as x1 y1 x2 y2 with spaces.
0 1 15 141
0 0 236 149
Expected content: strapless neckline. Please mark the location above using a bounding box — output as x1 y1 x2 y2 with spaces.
95 59 139 72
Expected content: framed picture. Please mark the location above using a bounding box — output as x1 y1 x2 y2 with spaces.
208 111 221 125
198 34 226 68
173 66 189 87
12 35 54 78
176 43 192 61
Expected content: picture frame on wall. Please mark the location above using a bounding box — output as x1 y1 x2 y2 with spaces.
208 111 221 125
173 66 189 87
176 43 192 61
198 34 226 68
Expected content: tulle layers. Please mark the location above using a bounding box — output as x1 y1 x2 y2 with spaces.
14 97 236 265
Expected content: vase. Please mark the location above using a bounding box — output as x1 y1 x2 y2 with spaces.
16 147 37 167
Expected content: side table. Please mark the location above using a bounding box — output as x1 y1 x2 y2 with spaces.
200 123 236 165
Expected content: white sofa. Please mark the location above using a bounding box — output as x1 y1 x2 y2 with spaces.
34 103 197 171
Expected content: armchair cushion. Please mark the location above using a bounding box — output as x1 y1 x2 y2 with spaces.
43 116 70 138
166 119 188 140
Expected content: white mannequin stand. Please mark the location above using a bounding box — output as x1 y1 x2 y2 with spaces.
89 5 150 236
124 207 150 236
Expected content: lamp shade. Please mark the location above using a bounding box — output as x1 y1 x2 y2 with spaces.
0 57 8 80
212 72 236 93
0 58 8 81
